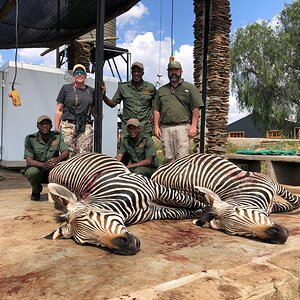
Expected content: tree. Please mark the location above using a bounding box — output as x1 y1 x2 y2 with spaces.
230 0 300 129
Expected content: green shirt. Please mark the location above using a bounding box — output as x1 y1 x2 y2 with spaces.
118 134 158 168
24 131 69 162
154 80 203 125
112 80 156 128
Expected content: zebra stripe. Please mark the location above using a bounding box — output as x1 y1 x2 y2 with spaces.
47 153 205 255
151 153 299 243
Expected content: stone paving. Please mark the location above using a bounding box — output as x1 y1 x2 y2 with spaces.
0 168 299 299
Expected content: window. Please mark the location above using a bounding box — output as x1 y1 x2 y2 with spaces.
228 131 244 138
266 130 282 139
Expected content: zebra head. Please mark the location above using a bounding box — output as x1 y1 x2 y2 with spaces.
194 187 289 244
45 183 141 255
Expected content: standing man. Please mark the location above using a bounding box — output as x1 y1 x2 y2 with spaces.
115 118 158 178
102 62 156 137
154 60 204 164
24 115 69 200
55 64 95 157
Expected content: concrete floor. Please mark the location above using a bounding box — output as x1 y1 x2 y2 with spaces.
0 167 300 300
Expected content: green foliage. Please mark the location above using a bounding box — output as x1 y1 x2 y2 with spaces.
230 0 300 129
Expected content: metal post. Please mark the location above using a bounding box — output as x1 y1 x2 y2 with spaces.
94 0 105 153
199 0 210 153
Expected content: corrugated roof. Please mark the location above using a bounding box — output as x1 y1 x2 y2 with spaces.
0 0 140 49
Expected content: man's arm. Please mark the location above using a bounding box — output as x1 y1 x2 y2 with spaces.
188 107 200 138
102 82 117 108
153 110 161 139
127 156 153 169
26 157 52 170
115 153 124 161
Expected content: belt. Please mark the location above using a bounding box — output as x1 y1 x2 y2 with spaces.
162 121 189 126
62 119 93 125
62 119 75 124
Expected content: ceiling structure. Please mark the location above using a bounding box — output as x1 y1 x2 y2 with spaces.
0 0 140 49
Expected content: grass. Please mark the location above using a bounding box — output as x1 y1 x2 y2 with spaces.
153 137 196 166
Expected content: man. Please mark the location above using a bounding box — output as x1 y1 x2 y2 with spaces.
115 118 158 178
24 115 69 200
55 64 95 156
154 60 204 164
102 62 156 137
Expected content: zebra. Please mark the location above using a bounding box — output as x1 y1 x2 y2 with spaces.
46 152 205 255
151 153 300 244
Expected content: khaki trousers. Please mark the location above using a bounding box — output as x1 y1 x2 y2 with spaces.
161 123 190 164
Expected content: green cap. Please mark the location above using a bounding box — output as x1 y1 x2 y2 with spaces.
167 61 182 69
37 115 52 123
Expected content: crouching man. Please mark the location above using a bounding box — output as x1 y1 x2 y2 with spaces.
24 115 69 200
116 118 158 178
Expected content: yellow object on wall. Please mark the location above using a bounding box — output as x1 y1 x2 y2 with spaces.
9 90 21 107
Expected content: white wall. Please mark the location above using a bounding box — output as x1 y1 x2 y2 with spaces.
0 61 119 167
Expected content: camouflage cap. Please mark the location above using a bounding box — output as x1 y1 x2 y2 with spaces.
167 61 182 69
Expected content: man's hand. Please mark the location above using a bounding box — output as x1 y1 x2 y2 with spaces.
188 125 197 139
101 82 106 97
154 126 161 139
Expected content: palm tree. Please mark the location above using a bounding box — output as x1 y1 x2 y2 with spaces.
193 0 231 155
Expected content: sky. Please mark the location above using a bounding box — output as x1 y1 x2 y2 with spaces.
0 0 294 123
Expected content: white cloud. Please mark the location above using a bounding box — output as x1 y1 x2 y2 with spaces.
117 2 149 28
0 31 245 125
0 53 3 65
228 94 249 124
18 48 56 67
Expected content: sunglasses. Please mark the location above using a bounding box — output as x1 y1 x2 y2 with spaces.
74 70 85 76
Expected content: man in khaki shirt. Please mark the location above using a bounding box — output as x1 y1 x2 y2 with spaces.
24 115 69 200
102 62 156 137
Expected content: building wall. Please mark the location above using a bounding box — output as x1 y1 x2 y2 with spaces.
0 61 118 167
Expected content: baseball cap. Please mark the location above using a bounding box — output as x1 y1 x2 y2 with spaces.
126 118 140 127
167 61 182 69
131 62 144 70
73 64 86 73
37 115 52 123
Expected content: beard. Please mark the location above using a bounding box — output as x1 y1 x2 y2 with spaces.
169 74 181 82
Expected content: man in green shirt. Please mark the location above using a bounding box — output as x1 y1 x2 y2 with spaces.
24 115 69 200
154 60 204 164
115 118 158 178
102 62 156 137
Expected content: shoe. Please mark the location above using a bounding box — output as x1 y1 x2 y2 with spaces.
31 193 40 201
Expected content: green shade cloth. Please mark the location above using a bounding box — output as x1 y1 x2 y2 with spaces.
236 150 297 156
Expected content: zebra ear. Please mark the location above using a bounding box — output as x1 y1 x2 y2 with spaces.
194 186 222 205
48 183 78 211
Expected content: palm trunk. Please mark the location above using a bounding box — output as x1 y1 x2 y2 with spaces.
193 0 231 155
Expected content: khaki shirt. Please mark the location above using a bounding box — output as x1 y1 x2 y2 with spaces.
24 131 69 162
154 80 203 125
112 80 156 129
118 134 158 168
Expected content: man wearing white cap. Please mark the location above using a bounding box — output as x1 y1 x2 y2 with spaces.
55 64 95 156
24 115 69 200
102 61 156 137
154 60 204 164
115 118 158 178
